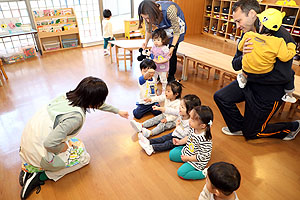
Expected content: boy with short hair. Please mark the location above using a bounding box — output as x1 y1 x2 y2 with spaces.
133 59 161 119
199 162 241 200
102 9 114 56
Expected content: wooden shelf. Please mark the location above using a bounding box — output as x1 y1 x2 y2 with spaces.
33 8 81 54
203 0 300 45
38 28 79 38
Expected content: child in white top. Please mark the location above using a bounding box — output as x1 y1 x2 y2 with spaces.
130 81 182 138
102 9 115 56
199 162 241 200
169 105 213 180
138 94 201 156
151 28 171 92
133 59 162 119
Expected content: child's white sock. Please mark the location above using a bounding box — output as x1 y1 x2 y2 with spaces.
142 128 152 138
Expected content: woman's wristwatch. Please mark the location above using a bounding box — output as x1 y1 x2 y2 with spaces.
169 44 175 48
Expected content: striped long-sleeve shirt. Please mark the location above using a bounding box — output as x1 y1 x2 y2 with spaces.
181 128 212 171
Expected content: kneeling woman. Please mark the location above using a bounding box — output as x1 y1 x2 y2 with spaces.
19 77 128 199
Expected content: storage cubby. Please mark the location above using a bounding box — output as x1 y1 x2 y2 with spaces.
33 8 81 54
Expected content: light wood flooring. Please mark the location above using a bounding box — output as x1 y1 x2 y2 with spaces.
0 34 299 200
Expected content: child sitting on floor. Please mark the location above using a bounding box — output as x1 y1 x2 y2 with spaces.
169 105 213 180
130 81 182 138
138 94 201 156
133 59 161 119
199 162 241 200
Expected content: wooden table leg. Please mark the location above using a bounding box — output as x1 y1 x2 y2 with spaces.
181 56 188 81
130 50 133 67
109 43 113 64
0 60 8 80
116 46 119 69
124 48 127 71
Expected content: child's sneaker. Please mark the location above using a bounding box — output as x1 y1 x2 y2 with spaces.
138 140 154 156
19 170 30 187
282 94 297 103
21 172 45 199
141 128 152 138
222 127 243 136
130 120 143 133
138 133 150 145
283 120 300 141
237 73 247 88
103 49 109 56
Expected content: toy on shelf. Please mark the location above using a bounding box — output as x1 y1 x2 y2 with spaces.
276 0 298 6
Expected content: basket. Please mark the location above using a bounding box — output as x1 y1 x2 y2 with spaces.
43 41 60 51
62 39 78 48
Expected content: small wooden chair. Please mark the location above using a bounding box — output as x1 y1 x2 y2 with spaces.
194 62 211 80
220 72 236 88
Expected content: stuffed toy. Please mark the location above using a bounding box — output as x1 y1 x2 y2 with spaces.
137 48 154 61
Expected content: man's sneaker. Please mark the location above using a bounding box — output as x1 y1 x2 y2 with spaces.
19 170 30 187
138 133 150 145
142 128 152 138
21 172 44 199
283 120 300 141
222 127 243 136
282 94 297 103
138 140 154 156
130 120 143 133
237 73 247 88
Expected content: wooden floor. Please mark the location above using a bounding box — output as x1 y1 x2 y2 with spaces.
0 34 299 200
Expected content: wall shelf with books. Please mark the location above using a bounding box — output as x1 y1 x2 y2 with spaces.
33 8 81 54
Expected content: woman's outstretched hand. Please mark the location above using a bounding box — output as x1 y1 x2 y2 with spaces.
118 110 129 119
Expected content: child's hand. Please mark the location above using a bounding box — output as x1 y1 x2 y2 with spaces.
118 110 129 119
181 155 190 162
173 138 180 145
160 118 167 123
152 106 165 112
144 98 152 103
176 119 181 126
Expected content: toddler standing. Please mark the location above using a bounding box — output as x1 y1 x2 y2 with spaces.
151 28 171 92
102 9 115 56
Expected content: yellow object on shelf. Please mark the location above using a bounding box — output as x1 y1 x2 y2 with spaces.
124 19 145 40
275 0 298 6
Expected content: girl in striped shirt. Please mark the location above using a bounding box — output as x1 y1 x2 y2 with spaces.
169 105 213 180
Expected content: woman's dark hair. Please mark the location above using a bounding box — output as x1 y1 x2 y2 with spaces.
193 105 213 140
138 0 163 28
255 19 276 35
166 81 183 99
152 28 169 45
66 76 108 110
140 59 157 70
232 0 260 15
182 94 201 117
208 162 241 196
103 9 112 18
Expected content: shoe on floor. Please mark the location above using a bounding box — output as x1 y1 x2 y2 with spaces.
21 172 44 199
138 140 154 156
130 120 142 133
222 127 243 136
281 94 297 103
283 120 300 141
138 133 150 145
19 170 30 187
103 50 109 56
142 128 152 138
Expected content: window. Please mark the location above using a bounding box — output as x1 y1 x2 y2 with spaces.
0 1 33 53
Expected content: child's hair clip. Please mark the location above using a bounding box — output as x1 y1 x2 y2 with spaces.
208 120 213 127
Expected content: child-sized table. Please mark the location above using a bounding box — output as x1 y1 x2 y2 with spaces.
108 39 152 70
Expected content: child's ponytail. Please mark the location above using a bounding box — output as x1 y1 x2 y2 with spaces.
194 106 214 140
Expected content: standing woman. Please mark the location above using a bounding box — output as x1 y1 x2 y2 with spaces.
19 77 128 199
138 0 186 82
